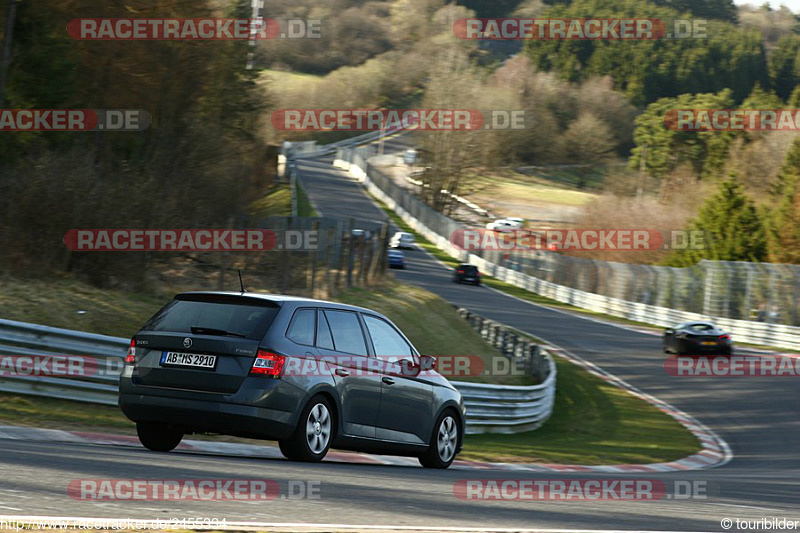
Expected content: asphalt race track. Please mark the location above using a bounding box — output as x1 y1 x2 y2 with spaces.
0 154 797 532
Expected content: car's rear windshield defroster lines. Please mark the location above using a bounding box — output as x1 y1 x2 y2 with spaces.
143 297 279 341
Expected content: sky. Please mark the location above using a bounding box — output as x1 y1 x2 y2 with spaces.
734 0 800 12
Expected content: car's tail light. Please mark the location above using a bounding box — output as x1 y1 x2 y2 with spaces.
457 270 464 274
250 350 285 377
125 339 136 364
719 334 731 340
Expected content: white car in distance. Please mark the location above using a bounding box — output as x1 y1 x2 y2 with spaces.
390 231 416 249
486 218 523 232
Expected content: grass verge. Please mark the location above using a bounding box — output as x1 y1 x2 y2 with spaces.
295 179 318 217
462 356 700 464
0 277 165 338
248 185 293 217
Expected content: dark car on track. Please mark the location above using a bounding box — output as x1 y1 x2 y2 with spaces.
453 264 480 285
118 292 465 468
663 321 733 355
387 249 405 269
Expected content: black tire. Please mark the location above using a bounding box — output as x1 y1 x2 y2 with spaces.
663 339 670 353
279 395 334 462
675 340 686 355
419 410 460 469
136 421 183 452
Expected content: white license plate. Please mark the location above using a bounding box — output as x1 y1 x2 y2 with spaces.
161 351 217 369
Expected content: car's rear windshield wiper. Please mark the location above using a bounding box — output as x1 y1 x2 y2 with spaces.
190 326 246 338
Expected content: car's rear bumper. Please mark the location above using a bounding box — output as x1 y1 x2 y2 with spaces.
119 391 296 439
118 372 306 439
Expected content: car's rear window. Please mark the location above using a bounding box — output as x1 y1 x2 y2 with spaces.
460 265 478 273
142 296 280 341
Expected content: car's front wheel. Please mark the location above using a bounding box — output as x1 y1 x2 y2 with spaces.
279 395 333 462
419 410 459 469
136 421 183 452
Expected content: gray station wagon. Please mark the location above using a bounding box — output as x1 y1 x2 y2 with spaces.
118 291 466 468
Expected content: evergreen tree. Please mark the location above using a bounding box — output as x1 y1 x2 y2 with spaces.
630 90 734 180
666 179 767 266
768 35 800 102
767 138 800 263
767 175 800 263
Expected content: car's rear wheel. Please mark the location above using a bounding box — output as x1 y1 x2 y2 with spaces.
279 395 333 462
419 410 459 469
136 421 183 452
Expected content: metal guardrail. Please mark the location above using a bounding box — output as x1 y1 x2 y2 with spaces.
330 146 800 350
0 318 555 434
283 123 409 161
450 307 556 434
0 318 126 406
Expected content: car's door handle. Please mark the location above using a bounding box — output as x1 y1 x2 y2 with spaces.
335 368 350 377
382 377 395 385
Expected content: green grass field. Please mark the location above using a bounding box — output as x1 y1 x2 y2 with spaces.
248 185 293 217
462 356 699 464
465 172 599 208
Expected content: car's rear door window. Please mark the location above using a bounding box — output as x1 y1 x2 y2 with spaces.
323 310 368 356
286 308 316 346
